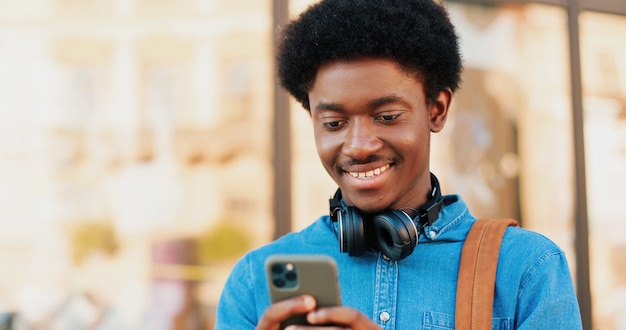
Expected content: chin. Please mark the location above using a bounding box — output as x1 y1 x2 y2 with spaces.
351 197 390 213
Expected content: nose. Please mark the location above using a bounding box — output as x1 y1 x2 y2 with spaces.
341 119 383 161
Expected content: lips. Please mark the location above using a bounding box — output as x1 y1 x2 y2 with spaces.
346 164 390 179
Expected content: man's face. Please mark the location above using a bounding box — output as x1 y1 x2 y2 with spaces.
308 58 450 213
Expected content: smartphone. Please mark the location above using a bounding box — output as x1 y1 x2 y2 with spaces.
265 254 342 328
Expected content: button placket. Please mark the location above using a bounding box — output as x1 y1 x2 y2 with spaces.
373 254 397 329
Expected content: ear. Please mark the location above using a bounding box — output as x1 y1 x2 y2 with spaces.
429 88 452 133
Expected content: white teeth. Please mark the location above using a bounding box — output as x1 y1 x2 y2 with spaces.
348 164 390 179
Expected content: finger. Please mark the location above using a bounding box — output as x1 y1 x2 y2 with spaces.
256 295 316 330
285 326 348 330
306 306 379 329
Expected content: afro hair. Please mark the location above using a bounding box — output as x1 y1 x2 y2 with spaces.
276 0 462 111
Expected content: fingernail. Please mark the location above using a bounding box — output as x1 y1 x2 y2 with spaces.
303 295 315 308
307 310 318 323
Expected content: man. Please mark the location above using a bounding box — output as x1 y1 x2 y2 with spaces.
215 0 582 329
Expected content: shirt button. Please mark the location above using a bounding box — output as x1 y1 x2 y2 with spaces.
379 311 390 322
429 230 437 239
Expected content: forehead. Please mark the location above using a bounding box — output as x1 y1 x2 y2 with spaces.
314 58 417 83
309 58 425 108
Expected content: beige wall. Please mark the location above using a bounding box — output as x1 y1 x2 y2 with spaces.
580 11 626 330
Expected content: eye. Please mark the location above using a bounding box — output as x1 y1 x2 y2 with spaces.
322 120 345 129
376 114 400 123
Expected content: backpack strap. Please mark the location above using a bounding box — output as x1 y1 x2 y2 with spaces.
455 218 519 329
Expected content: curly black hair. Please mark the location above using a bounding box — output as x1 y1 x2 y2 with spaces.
276 0 462 111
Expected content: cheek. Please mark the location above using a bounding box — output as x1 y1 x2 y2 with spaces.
394 128 430 159
313 129 338 164
391 125 423 145
314 136 342 179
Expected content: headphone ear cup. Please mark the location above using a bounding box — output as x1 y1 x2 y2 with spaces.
373 210 418 261
340 206 367 256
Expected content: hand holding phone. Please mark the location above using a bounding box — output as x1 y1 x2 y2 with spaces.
265 254 341 328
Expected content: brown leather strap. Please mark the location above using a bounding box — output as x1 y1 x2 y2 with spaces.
455 219 519 329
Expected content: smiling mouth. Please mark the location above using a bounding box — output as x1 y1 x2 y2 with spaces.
347 164 390 179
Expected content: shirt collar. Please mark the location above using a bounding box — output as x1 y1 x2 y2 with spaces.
419 194 473 243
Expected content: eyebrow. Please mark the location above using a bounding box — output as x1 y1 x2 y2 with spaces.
368 95 403 108
313 94 405 113
313 102 344 112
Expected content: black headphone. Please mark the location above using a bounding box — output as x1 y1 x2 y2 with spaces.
329 173 452 261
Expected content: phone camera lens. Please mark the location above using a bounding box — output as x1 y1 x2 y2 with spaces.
271 264 283 274
273 278 286 288
269 262 298 289
285 271 297 281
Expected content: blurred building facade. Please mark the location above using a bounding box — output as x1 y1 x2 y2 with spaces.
0 1 274 329
0 0 624 329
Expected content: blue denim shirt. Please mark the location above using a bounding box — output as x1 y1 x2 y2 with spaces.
215 196 582 329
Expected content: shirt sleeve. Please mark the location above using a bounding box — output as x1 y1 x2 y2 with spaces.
515 250 583 329
215 254 260 329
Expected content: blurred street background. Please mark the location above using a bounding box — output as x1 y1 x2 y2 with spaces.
0 0 624 329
